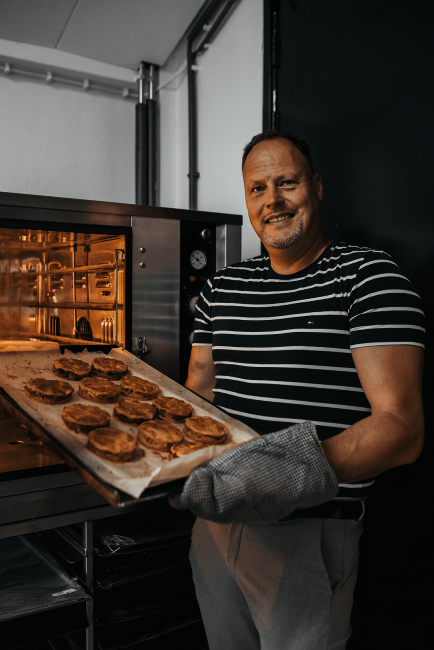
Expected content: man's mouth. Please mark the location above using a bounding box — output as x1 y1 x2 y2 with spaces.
266 212 296 224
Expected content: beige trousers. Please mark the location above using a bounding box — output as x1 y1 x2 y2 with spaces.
189 516 363 650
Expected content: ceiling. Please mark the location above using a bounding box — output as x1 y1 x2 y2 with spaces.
0 0 208 68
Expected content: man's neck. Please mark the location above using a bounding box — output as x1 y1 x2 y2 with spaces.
266 229 333 275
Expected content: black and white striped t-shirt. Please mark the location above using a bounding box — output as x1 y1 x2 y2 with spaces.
193 241 425 499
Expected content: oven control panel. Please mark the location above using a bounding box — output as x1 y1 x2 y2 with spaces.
179 221 216 383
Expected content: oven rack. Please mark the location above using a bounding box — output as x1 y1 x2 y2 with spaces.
0 233 121 253
7 250 125 345
12 262 119 276
7 302 124 310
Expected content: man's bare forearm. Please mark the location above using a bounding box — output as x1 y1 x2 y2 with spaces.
321 410 424 483
185 346 216 402
185 376 215 402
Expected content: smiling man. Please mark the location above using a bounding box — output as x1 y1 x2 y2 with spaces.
185 130 425 650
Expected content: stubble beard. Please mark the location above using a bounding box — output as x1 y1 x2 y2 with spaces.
261 215 303 249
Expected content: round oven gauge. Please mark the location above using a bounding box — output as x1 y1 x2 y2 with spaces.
190 249 207 270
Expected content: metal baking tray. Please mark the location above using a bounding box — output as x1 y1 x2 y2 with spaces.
35 526 192 589
64 620 208 650
94 567 200 649
95 564 194 605
91 502 195 555
95 589 198 626
94 540 191 589
96 618 206 650
96 605 202 649
0 387 187 508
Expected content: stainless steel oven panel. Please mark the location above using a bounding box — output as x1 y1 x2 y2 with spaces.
131 216 181 381
216 224 242 271
0 205 130 228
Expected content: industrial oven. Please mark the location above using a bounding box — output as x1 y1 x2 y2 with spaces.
0 192 242 650
0 191 241 383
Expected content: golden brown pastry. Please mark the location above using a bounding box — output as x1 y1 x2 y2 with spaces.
152 396 193 423
113 398 156 425
183 416 228 445
25 378 73 405
169 438 207 459
137 420 184 452
52 358 92 381
78 377 122 403
120 375 160 400
91 357 128 380
86 428 138 463
62 403 110 435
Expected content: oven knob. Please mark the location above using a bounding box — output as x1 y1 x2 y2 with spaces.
200 229 211 240
185 328 195 347
139 262 146 268
140 247 146 253
189 294 199 313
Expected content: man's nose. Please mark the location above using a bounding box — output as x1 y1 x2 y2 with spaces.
265 185 284 209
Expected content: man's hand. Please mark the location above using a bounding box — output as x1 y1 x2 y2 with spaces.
321 345 424 483
185 345 216 402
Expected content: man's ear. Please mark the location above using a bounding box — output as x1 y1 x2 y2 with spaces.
314 173 323 201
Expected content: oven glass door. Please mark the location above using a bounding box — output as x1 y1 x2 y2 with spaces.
0 226 126 348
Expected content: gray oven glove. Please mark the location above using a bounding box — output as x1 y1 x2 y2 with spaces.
170 421 339 524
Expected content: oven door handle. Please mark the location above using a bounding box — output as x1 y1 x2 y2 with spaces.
137 336 151 360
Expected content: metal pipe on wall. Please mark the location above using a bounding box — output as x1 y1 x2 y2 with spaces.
0 60 137 100
261 0 280 257
135 62 149 205
187 45 199 211
148 65 157 207
135 62 158 206
269 0 280 130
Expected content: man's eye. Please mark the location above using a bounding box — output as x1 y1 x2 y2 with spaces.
252 186 264 193
282 180 295 186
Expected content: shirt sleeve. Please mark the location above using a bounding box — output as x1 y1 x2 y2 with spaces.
348 250 425 349
192 278 213 346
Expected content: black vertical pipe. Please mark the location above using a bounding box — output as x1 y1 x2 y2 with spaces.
148 98 157 206
270 0 280 130
187 46 198 211
135 102 149 205
263 0 280 131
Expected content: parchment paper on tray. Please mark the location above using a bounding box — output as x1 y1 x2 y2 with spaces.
0 347 259 499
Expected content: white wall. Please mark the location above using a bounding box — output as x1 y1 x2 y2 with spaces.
159 0 263 260
0 43 135 203
158 64 190 211
0 0 264 248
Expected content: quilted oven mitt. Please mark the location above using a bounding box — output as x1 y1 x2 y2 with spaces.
170 421 339 524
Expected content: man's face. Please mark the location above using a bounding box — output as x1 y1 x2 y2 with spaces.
243 139 323 250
